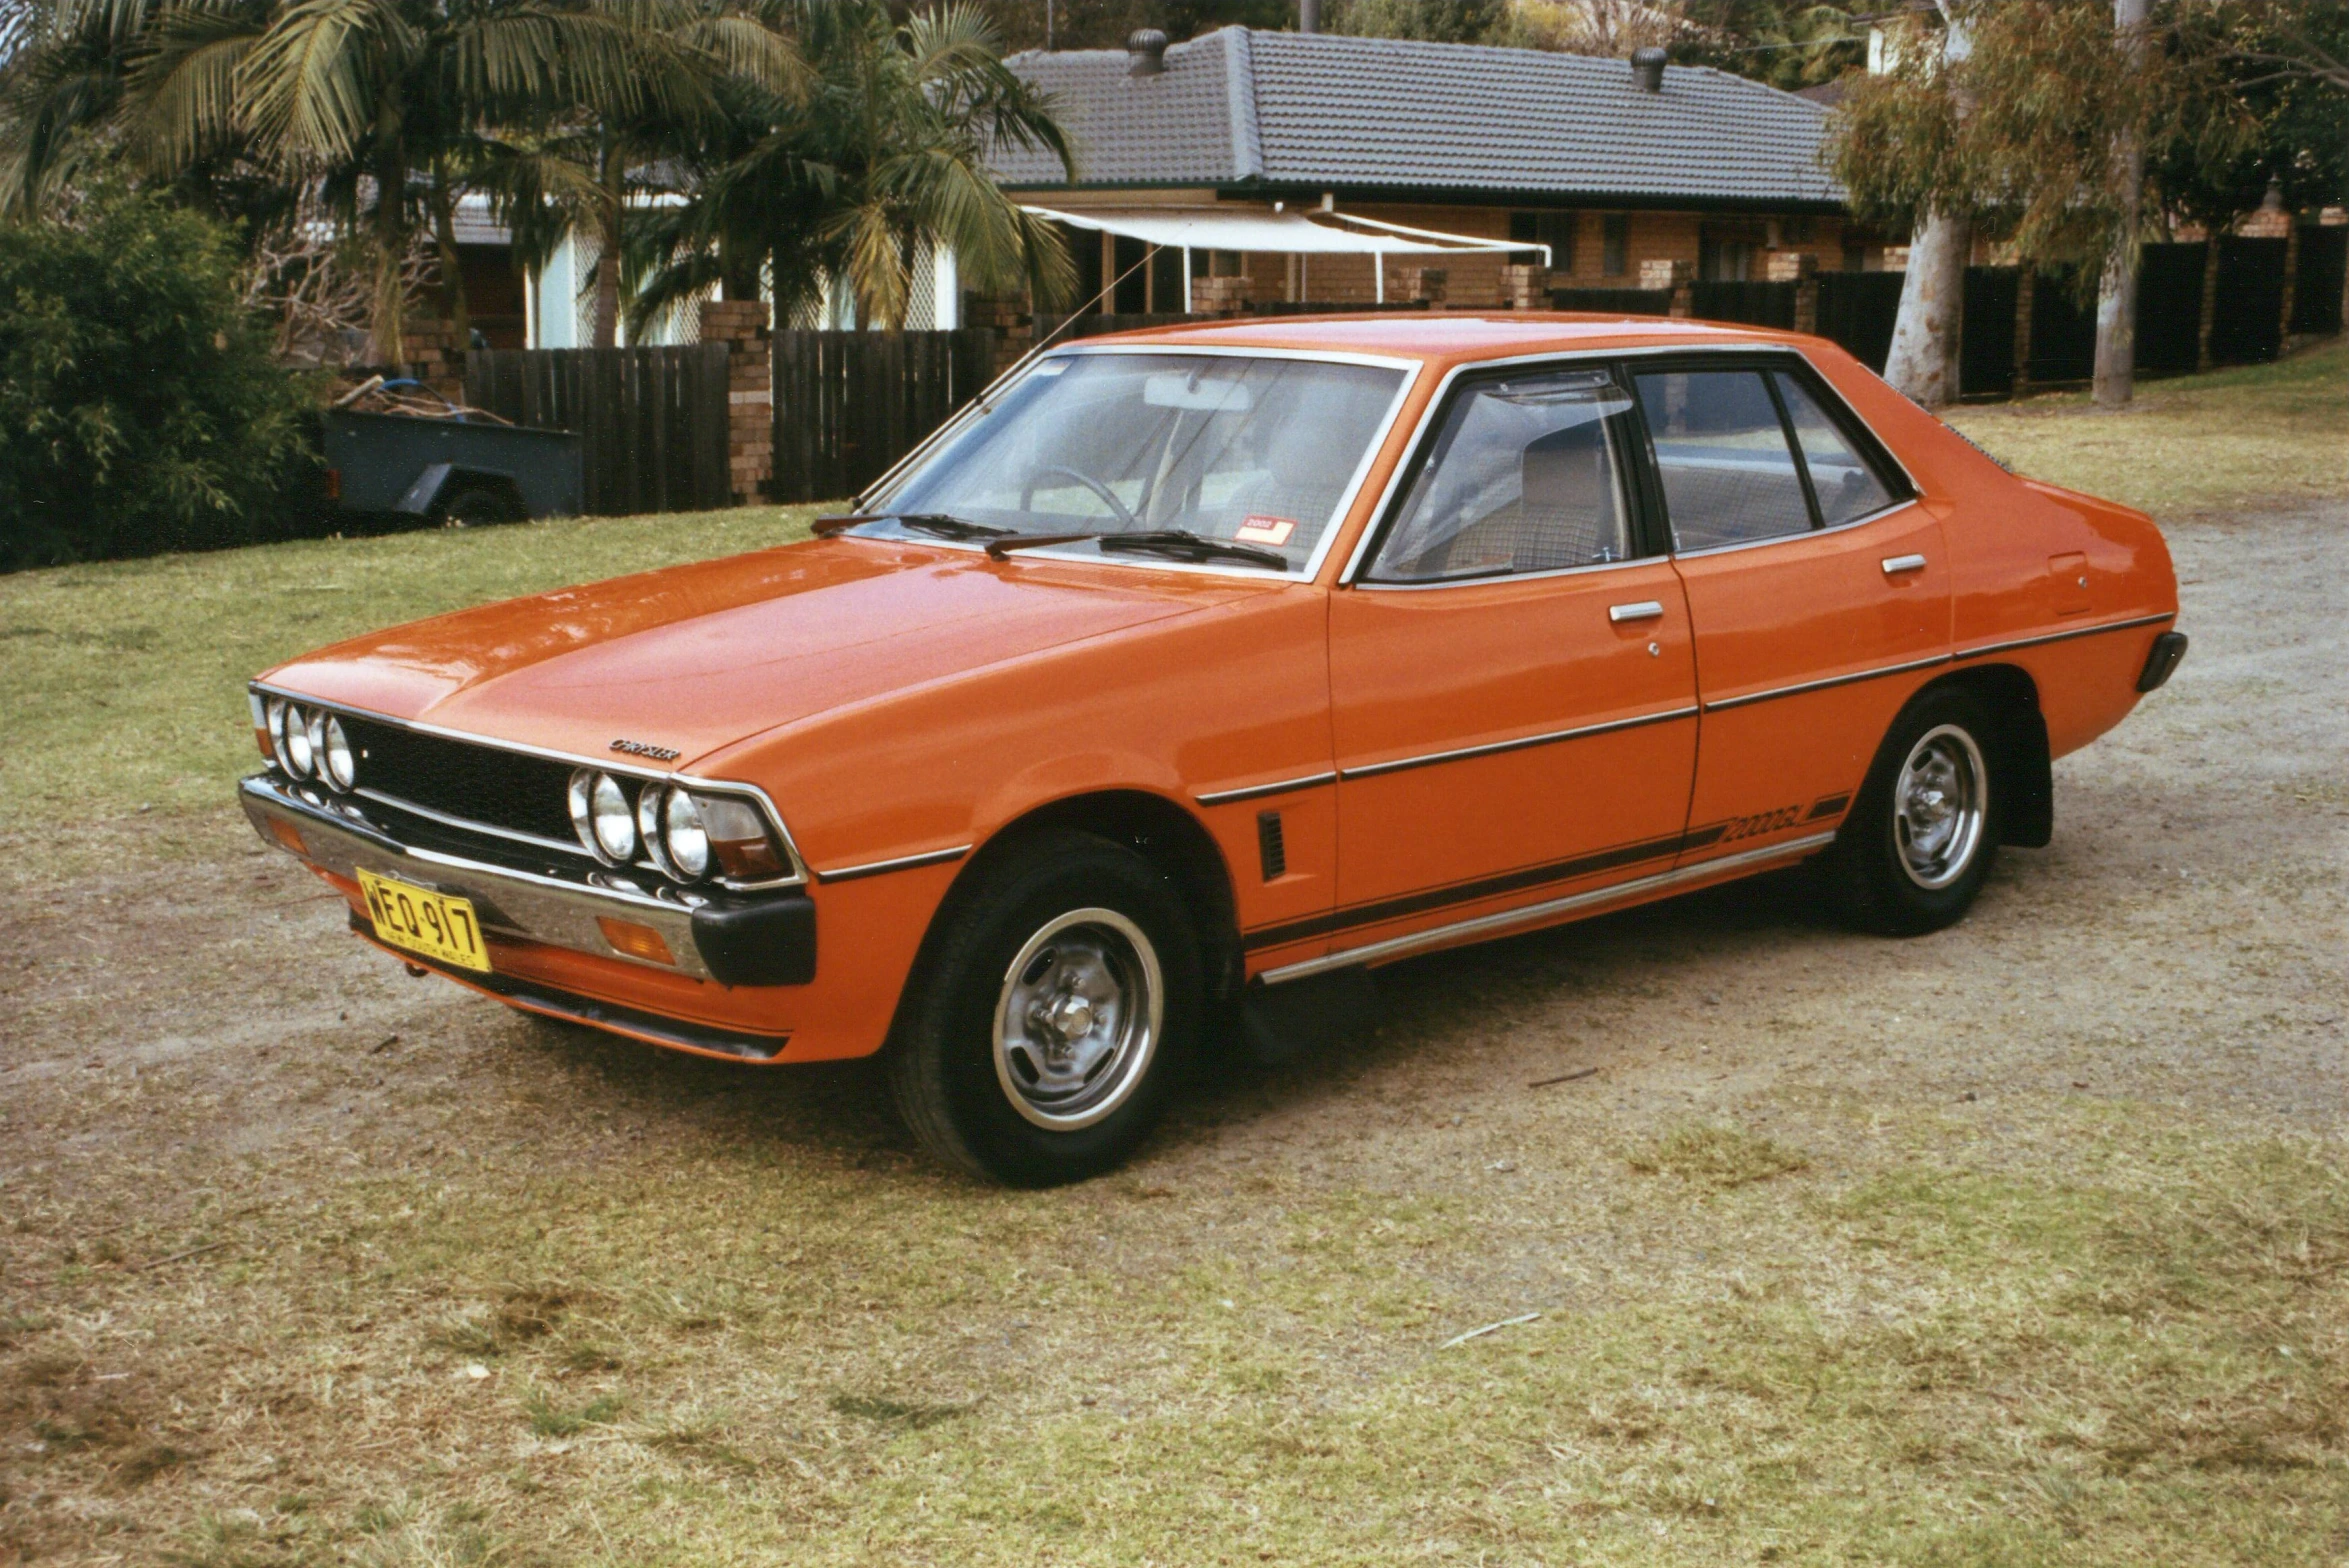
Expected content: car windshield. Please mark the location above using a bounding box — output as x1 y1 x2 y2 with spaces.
860 352 1408 572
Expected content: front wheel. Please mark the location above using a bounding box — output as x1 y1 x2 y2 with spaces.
885 830 1201 1185
1820 687 2000 936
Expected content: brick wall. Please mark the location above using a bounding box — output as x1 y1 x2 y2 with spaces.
699 299 772 506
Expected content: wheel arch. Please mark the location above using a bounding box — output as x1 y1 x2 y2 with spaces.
885 788 1244 1047
1921 662 2051 848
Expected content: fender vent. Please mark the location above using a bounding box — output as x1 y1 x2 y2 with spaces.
1257 810 1287 881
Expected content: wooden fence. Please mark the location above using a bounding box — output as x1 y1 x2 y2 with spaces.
770 328 996 503
464 345 730 516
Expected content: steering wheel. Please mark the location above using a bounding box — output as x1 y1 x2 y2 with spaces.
1024 464 1135 529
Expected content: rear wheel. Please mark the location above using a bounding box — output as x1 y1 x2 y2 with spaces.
1821 686 1999 935
886 831 1201 1185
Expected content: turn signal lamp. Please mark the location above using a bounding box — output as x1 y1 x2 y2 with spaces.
597 916 675 966
698 795 787 881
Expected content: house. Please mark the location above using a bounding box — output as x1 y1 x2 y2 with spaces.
991 27 1876 315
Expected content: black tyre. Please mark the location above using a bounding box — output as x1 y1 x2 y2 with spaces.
1820 686 2001 936
885 830 1202 1186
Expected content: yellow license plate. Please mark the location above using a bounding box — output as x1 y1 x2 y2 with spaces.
357 868 491 973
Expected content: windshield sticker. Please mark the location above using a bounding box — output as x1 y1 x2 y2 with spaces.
1235 515 1298 547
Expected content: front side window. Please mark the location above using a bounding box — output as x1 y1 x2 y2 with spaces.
1634 368 1813 552
866 352 1406 572
1369 369 1634 583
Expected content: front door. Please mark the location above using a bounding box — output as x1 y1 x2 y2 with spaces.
1629 359 1951 861
1325 365 1701 947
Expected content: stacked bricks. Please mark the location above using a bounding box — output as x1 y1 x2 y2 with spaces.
1400 266 1448 307
397 320 467 405
1767 251 1820 335
700 299 772 506
965 293 1034 376
1641 259 1695 317
1500 263 1550 310
1191 274 1251 315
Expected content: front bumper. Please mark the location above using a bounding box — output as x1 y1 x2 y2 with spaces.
240 773 815 988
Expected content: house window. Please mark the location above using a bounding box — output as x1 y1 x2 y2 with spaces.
1601 214 1630 277
1508 211 1579 272
1700 238 1753 282
1209 250 1245 278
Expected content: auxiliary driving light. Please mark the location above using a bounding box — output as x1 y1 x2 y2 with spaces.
569 769 637 864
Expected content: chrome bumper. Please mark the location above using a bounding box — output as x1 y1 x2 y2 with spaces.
243 773 721 980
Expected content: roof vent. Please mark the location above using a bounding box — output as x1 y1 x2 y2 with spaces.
1128 29 1169 76
1630 47 1667 93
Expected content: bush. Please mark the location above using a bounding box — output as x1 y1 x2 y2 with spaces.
0 189 320 572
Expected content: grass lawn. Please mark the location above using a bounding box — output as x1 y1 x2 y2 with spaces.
1943 339 2347 516
0 344 2342 1565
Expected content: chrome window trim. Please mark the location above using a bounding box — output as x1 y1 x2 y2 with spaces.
247 681 809 890
1662 496 1919 562
1339 704 1699 781
852 343 1425 586
1256 829 1837 984
1354 551 1661 593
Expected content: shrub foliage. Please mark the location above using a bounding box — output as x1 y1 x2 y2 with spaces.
0 190 318 572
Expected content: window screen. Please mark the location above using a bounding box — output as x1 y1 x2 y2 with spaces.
1774 372 1898 526
1370 370 1633 582
1634 369 1813 552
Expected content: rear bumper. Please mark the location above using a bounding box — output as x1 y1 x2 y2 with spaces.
240 774 814 988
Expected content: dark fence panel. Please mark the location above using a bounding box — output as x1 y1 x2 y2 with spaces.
2136 244 2207 374
1960 268 2019 398
1815 271 1906 372
770 328 995 504
2292 225 2346 336
1549 287 1673 315
1689 280 1798 329
464 345 729 516
2025 269 2099 385
2211 237 2287 364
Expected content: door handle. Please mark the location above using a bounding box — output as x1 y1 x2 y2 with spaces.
1882 554 1928 576
1608 600 1665 623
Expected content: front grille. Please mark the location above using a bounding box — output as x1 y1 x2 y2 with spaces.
341 715 579 845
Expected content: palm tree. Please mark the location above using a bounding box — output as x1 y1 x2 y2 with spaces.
628 0 1074 337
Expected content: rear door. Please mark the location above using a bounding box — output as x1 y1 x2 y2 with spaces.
1630 357 1949 861
1318 364 1699 949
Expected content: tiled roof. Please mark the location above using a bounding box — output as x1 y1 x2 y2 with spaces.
995 28 1844 207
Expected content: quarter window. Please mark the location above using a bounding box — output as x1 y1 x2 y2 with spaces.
1369 369 1634 583
1634 369 1813 552
1773 371 1897 526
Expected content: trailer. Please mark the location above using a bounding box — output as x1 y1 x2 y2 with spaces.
323 388 583 526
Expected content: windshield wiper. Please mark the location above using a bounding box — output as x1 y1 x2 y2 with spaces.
1095 530 1293 570
811 511 1011 541
984 528 1295 571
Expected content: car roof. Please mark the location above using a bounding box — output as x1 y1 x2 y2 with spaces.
1049 312 1810 364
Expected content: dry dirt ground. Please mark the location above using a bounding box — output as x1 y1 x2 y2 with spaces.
0 503 2342 1565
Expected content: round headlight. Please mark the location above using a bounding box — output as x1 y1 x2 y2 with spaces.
590 773 637 863
282 704 316 777
636 786 672 874
265 698 292 768
320 715 357 792
662 789 711 879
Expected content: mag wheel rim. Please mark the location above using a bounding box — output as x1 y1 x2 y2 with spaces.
993 908 1162 1130
1894 724 1987 890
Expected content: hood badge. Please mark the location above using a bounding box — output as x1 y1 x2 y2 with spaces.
609 738 682 763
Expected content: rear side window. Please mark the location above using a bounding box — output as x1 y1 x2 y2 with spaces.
1774 371 1897 526
1634 369 1812 551
1370 369 1634 582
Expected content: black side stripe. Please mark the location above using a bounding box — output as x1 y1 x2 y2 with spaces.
1954 611 2175 662
1806 791 1852 821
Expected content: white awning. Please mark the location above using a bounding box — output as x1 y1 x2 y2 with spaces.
1022 203 1545 262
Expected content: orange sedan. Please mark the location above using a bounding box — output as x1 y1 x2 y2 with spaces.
241 316 2186 1184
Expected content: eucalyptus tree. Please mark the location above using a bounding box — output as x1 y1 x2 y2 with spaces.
628 0 1074 337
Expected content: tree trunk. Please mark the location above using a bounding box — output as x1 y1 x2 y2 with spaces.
1883 208 1968 408
2196 231 2221 372
2092 0 2151 408
429 169 470 349
367 92 408 366
592 140 623 348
